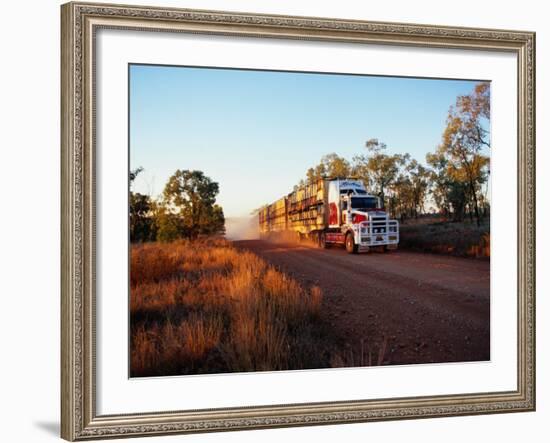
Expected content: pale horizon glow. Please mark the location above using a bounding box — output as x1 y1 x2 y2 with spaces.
129 64 487 218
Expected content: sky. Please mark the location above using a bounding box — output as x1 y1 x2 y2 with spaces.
129 64 486 218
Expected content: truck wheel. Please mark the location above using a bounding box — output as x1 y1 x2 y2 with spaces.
345 232 358 254
319 232 328 249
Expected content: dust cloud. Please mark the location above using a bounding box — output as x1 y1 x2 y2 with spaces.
224 215 260 240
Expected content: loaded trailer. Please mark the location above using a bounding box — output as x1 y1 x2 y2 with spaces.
258 178 399 253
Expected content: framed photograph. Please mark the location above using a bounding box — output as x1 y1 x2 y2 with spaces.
61 1 535 440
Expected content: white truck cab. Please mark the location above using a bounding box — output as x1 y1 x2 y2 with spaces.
327 179 399 253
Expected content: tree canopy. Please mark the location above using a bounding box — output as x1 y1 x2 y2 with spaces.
429 82 490 224
297 82 490 223
130 169 225 243
129 167 156 242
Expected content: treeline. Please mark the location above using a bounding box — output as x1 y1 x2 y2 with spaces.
298 82 490 226
130 169 225 243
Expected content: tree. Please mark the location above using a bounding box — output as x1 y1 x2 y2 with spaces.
129 167 156 242
161 169 225 239
129 166 144 183
435 82 490 226
200 204 225 236
304 153 351 183
389 173 414 220
426 152 452 217
405 159 430 217
156 209 183 242
376 156 430 220
352 139 407 210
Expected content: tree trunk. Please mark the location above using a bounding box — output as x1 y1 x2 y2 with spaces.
469 180 481 227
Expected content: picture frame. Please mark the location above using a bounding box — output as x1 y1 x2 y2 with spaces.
61 1 536 440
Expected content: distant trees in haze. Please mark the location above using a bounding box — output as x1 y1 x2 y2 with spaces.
130 168 225 243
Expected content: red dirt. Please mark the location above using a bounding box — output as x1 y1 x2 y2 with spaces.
233 240 490 366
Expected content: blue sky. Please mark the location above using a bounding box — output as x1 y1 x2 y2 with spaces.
130 64 485 217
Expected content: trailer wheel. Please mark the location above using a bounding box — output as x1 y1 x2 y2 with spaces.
319 232 328 249
345 232 358 254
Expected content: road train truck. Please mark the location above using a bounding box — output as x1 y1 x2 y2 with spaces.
258 178 399 253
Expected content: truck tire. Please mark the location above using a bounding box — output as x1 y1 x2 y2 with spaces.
319 232 328 249
345 232 358 254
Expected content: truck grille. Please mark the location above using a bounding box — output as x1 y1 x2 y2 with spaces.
370 217 386 233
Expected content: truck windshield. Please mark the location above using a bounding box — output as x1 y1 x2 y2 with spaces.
351 197 378 210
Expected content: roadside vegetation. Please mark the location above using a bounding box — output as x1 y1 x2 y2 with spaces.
130 168 225 243
294 82 491 257
130 238 368 376
398 217 490 258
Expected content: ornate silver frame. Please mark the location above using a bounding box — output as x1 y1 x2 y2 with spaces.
61 2 536 440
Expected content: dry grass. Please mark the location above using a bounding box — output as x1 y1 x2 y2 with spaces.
399 218 490 258
130 238 344 377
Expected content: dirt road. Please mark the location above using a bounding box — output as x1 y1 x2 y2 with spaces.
233 240 490 366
